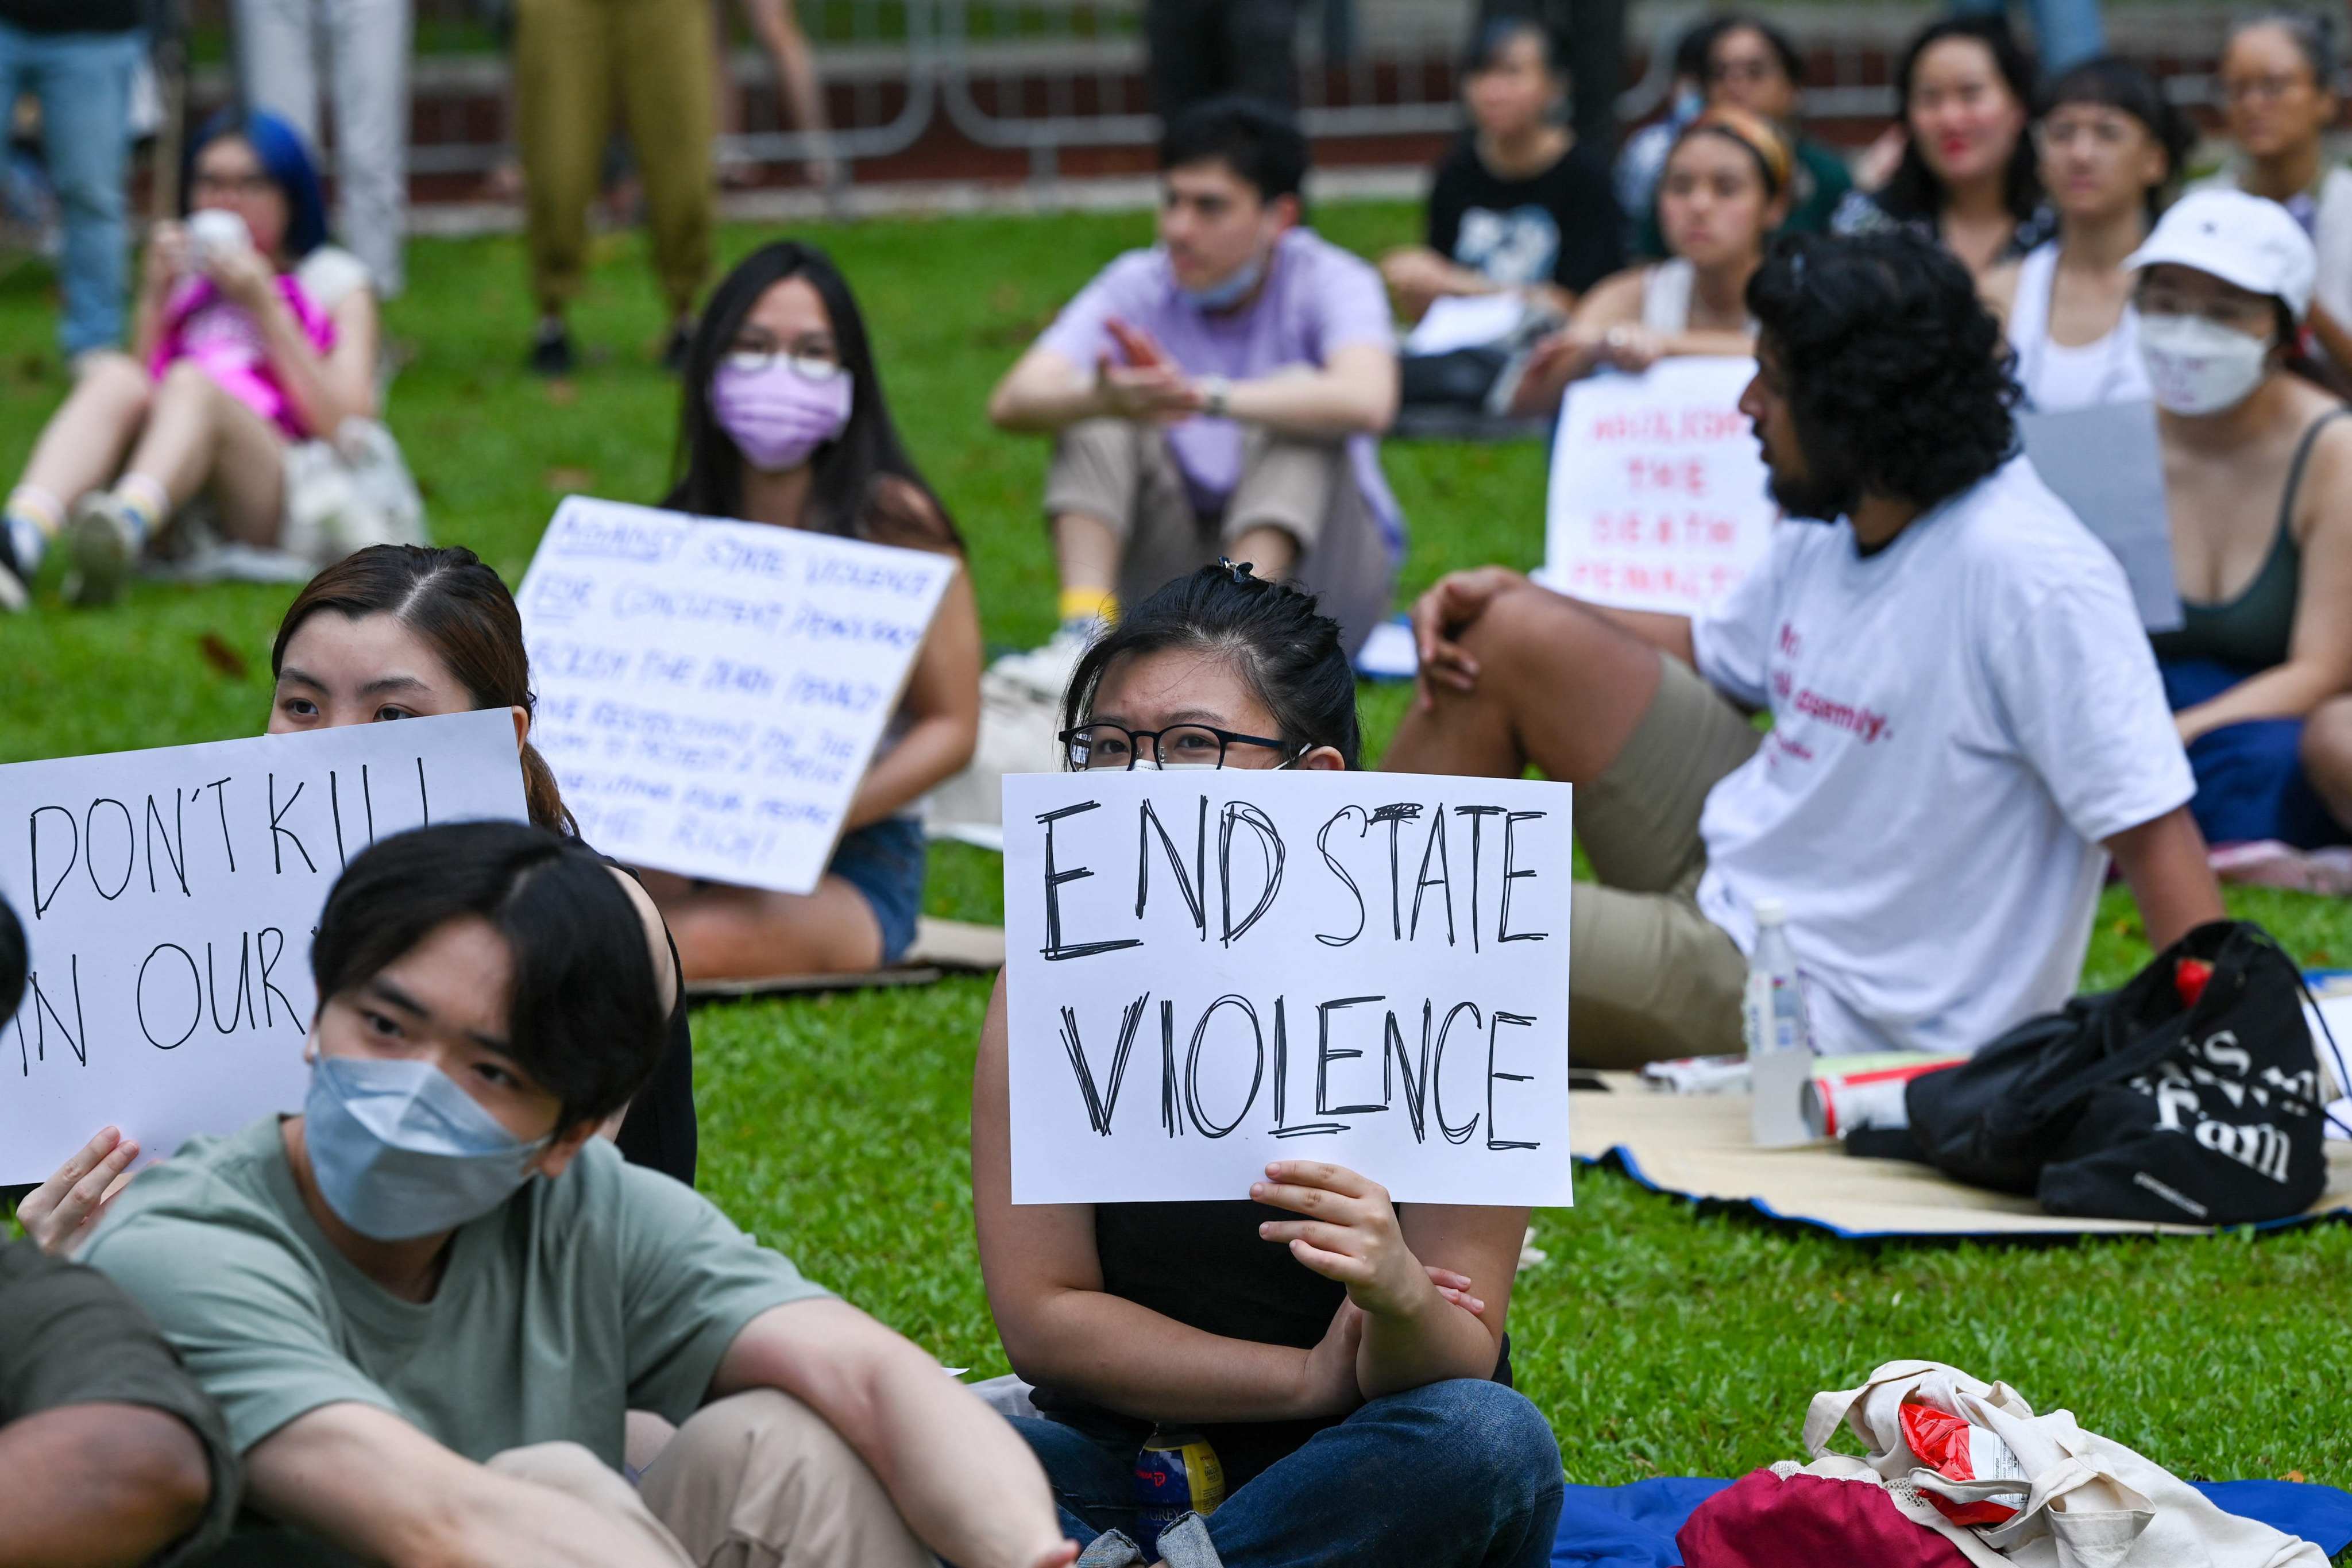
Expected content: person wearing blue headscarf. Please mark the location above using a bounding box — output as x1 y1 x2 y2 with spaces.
0 110 418 613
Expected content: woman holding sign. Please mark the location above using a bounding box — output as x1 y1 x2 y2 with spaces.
16 544 701 1251
638 241 982 983
1507 107 1787 416
971 565 1561 1568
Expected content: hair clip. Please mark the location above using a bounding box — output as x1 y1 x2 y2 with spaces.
1218 557 1257 584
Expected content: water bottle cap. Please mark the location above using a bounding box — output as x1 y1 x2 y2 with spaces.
1754 898 1787 925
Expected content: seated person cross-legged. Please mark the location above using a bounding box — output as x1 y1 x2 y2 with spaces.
1509 106 1788 416
0 897 239 1568
1378 16 1624 327
82 822 1073 1568
987 98 1405 696
634 241 982 983
2125 191 2352 853
972 564 1565 1568
1384 234 2224 1066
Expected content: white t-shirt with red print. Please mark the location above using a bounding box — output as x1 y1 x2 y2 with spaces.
1689 457 2194 1058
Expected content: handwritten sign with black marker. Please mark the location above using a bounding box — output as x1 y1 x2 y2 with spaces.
1003 771 1575 1206
0 710 527 1183
516 496 957 894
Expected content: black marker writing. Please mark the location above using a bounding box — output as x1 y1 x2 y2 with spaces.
1410 806 1455 946
1453 805 1504 953
137 943 203 1051
1314 807 1368 948
1059 993 1149 1134
1314 994 1387 1119
1499 812 1549 943
1184 995 1265 1138
1037 802 1143 961
1135 796 1207 939
1485 1010 1539 1150
268 774 317 875
1435 1001 1482 1145
1217 801 1284 947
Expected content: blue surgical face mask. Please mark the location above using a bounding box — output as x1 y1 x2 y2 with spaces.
303 1054 550 1241
1179 252 1266 313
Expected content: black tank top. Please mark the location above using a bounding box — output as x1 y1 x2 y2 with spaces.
1030 1199 1515 1485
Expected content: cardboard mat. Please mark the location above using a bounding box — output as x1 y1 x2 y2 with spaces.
685 918 1005 1001
1569 1073 2352 1239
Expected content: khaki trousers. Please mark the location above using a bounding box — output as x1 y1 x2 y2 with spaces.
489 1392 935 1568
1569 655 1763 1068
1044 417 1397 656
513 0 715 316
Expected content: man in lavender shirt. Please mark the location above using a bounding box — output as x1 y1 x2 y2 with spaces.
987 96 1405 693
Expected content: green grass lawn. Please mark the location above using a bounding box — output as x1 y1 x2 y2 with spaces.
3 204 2350 1496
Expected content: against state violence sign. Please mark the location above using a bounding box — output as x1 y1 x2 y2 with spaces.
1002 770 1575 1207
516 497 957 896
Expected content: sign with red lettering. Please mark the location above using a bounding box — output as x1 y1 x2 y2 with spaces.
1538 358 1776 615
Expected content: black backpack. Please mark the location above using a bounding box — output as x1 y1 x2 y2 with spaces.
1887 920 2342 1226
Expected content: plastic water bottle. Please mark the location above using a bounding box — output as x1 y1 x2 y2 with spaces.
1741 898 1812 1057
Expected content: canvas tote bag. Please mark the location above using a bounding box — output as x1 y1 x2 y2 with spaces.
1784 1361 2324 1568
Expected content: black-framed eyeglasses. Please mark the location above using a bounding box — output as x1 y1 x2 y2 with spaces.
1060 723 1296 771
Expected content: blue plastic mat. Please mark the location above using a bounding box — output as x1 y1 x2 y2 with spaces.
1551 1476 2352 1565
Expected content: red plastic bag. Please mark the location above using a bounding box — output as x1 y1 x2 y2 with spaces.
1899 1401 2025 1527
1676 1467 1976 1567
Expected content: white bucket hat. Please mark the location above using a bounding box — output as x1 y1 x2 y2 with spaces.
2126 187 2318 320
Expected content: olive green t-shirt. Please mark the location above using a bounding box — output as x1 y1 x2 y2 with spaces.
82 1117 829 1469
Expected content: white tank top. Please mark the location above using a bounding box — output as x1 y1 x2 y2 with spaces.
1639 258 1758 338
1641 258 1695 333
2005 242 2150 411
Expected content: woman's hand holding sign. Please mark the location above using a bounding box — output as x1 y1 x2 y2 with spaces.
1256 1160 1520 1404
1256 1161 1436 1316
18 1125 142 1255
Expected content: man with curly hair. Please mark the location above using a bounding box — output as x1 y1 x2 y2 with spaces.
1386 232 2223 1065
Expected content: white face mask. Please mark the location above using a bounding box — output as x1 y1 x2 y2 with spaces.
2138 312 2272 416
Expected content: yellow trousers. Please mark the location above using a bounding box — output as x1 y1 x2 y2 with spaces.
514 0 715 316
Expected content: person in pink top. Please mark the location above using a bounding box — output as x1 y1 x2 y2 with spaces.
0 110 383 611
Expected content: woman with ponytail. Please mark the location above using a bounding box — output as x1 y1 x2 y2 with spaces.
13 546 699 1254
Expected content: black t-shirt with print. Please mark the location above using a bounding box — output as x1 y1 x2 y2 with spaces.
1424 134 1625 296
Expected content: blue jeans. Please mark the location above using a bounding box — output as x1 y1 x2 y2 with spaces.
1011 1380 1565 1568
0 24 140 358
2160 656 2349 850
1950 0 2104 71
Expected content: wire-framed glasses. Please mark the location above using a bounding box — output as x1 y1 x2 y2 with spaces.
723 347 846 381
1060 723 1296 771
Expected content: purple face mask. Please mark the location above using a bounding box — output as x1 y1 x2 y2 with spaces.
710 360 854 472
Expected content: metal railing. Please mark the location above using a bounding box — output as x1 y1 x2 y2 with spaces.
231 1 2270 189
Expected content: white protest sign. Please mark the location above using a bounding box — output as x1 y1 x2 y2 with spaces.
1539 356 1776 615
1002 771 1575 1207
516 496 957 895
0 710 527 1183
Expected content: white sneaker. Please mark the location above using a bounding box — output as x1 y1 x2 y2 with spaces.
987 621 1099 702
63 491 141 608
